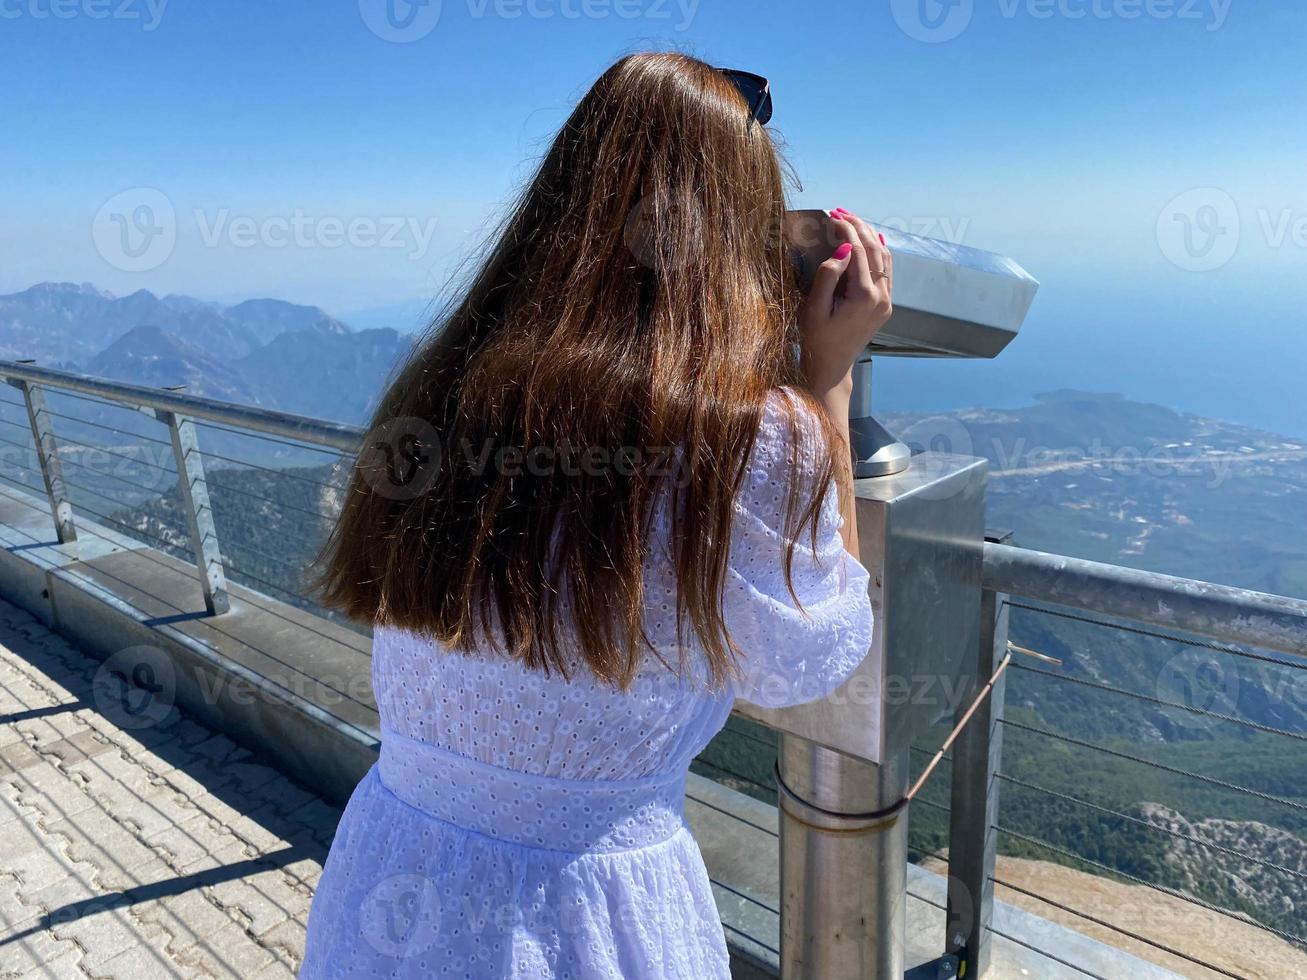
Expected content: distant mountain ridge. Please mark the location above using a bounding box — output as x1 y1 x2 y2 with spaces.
0 282 414 422
88 325 265 406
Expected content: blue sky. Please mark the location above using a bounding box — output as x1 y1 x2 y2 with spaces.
3 1 1305 433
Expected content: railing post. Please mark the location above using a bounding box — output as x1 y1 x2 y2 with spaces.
155 410 229 615
777 736 911 979
946 532 1012 979
8 379 77 544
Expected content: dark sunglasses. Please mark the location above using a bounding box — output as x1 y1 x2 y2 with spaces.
717 68 773 130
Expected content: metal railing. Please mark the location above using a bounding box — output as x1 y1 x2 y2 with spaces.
943 542 1307 979
1 357 1305 980
0 360 362 616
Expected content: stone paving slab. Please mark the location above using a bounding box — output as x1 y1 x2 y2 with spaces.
0 597 337 978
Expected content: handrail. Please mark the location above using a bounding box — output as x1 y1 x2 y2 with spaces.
981 542 1307 659
0 359 365 453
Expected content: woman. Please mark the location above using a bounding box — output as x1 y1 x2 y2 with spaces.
301 52 891 979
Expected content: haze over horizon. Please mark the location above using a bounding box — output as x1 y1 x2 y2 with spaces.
5 275 1302 446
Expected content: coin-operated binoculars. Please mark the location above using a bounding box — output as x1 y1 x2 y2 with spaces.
737 211 1039 980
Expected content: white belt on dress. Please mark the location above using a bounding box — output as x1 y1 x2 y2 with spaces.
377 725 688 853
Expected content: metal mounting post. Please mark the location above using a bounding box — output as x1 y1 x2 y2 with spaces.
946 532 1012 979
9 379 77 544
777 737 911 980
849 355 911 478
155 410 229 615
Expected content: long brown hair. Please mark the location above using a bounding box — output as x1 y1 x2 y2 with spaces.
317 52 841 688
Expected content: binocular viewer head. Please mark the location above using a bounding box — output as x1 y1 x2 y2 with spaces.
785 209 1038 361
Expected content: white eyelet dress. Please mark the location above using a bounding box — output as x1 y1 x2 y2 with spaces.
299 392 875 979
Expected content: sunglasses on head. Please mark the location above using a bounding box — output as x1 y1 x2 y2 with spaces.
717 68 773 131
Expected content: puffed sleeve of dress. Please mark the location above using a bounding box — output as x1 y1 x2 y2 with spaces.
726 390 875 709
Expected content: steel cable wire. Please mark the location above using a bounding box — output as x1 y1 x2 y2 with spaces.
995 771 1307 882
998 717 1307 813
1005 600 1307 671
994 825 1307 948
1010 660 1307 741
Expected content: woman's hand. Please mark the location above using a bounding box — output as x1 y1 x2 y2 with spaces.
796 209 892 559
798 208 893 398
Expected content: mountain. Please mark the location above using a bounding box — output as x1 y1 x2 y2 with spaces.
0 282 355 365
0 282 261 361
1138 802 1307 931
159 293 223 316
0 282 414 428
222 298 351 347
234 326 411 420
87 325 264 406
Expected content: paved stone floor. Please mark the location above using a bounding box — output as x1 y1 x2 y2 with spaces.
0 598 338 978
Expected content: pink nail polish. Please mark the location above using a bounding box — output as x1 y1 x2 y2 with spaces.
833 243 853 260
878 232 886 245
829 210 846 221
